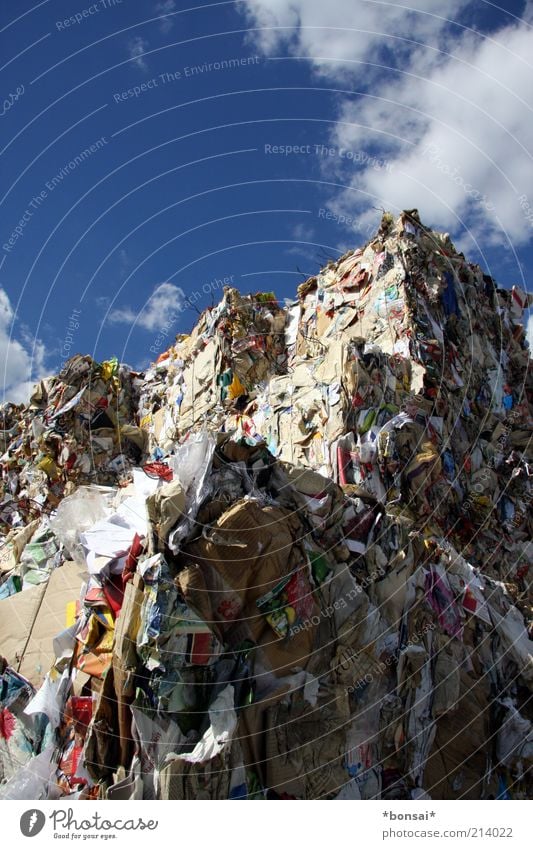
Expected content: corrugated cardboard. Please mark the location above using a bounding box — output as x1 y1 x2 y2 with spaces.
0 561 85 686
0 583 45 672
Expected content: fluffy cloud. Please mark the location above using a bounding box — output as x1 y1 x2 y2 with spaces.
0 288 47 404
330 19 533 249
527 312 533 352
128 36 149 71
239 0 533 247
238 0 465 73
108 282 186 331
155 0 176 33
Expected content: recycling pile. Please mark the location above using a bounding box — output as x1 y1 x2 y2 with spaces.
1 210 532 800
0 356 144 589
137 287 287 447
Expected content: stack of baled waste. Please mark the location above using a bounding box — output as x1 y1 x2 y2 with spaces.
0 356 144 595
1 209 532 801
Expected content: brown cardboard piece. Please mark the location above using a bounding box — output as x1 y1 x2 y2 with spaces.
181 499 318 674
0 583 45 673
0 561 85 686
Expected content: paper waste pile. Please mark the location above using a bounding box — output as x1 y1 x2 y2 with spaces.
1 210 532 800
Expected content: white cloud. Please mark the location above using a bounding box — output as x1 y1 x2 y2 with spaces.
291 221 315 241
527 312 533 352
523 0 533 24
238 0 466 74
155 0 176 33
108 282 186 331
331 20 533 247
95 295 111 310
118 248 133 278
0 288 47 404
128 36 149 71
239 0 533 247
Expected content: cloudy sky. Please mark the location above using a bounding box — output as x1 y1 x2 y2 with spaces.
1 0 532 401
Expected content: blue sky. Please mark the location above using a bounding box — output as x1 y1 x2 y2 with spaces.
1 0 532 401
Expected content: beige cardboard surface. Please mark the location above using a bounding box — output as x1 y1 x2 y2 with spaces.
20 561 85 685
0 583 45 671
152 407 166 441
0 561 85 686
